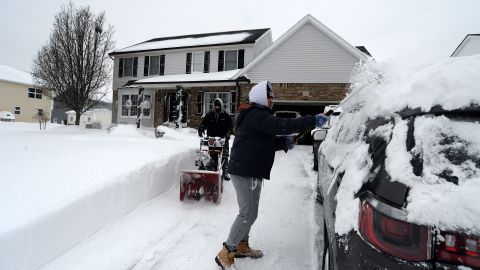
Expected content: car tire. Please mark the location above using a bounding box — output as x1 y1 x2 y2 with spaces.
322 222 333 270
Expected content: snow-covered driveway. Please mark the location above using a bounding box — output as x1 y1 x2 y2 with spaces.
40 146 322 270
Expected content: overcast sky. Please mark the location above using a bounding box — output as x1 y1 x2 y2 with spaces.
1 0 478 73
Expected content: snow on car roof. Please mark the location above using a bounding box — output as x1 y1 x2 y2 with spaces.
321 55 480 236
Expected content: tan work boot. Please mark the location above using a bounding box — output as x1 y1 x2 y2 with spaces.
235 240 264 259
215 243 236 269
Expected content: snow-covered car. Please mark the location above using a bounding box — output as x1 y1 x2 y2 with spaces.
318 56 480 269
0 111 15 122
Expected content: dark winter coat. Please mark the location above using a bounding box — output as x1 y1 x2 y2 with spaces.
228 103 316 180
198 110 233 138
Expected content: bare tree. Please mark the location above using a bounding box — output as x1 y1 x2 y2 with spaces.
32 3 114 125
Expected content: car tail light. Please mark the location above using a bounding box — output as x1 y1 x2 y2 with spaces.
359 200 431 261
436 231 480 268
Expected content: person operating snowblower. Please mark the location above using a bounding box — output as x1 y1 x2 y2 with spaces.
198 98 233 180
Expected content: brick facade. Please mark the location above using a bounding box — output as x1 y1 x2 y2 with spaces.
112 82 348 129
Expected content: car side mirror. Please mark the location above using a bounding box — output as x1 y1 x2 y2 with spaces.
313 129 327 141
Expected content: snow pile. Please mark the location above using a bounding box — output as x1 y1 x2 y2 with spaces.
0 123 198 270
321 55 480 235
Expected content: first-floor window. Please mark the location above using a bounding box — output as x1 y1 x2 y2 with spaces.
121 94 152 118
14 106 20 114
121 94 138 117
204 92 232 115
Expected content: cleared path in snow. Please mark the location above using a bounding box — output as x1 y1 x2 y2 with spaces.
40 146 322 270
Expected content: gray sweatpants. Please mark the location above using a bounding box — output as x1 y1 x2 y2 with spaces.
226 174 262 248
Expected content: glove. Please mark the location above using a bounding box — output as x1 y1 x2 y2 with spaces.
285 136 296 150
198 129 204 137
315 114 329 128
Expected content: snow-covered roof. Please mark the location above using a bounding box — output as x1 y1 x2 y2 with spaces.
0 111 15 120
110 28 270 56
0 65 33 85
131 69 242 86
451 34 480 57
233 14 369 79
322 55 480 235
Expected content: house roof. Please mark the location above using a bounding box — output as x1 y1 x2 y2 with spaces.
355 46 372 57
130 70 246 87
451 34 480 57
0 65 33 85
109 28 270 56
232 14 369 79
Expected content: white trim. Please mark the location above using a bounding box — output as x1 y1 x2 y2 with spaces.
191 51 205 73
233 14 368 79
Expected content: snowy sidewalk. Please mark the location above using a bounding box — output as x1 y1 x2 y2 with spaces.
39 146 321 270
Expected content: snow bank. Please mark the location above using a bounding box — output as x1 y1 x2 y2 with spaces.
0 123 198 270
321 55 480 235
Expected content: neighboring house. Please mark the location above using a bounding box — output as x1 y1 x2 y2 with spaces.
109 28 272 127
66 107 112 128
51 99 112 125
109 14 370 128
451 34 480 57
0 65 52 123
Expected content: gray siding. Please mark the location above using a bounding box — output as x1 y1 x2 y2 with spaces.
253 31 272 58
246 23 360 83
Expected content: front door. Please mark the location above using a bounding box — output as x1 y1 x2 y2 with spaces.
164 92 187 126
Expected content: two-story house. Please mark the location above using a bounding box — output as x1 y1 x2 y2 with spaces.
0 65 52 123
109 15 370 129
109 28 272 128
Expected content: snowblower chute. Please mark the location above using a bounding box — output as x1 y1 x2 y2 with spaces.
180 136 225 203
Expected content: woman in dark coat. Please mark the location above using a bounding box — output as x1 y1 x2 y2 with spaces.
215 80 328 269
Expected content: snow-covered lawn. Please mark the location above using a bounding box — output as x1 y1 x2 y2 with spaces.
0 122 322 270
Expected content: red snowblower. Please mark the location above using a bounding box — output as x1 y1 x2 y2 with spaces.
179 136 225 203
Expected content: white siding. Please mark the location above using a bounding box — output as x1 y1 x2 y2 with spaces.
253 31 272 58
246 23 361 83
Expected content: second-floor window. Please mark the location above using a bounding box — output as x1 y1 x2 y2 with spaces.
186 51 210 74
144 55 165 76
218 49 244 71
28 88 42 99
119 57 138 77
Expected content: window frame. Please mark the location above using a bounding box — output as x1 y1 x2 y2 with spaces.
149 55 160 76
224 50 239 71
203 92 233 115
28 88 42 99
120 93 152 118
191 52 205 73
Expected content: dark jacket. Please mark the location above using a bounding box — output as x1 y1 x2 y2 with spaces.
228 103 316 180
199 110 233 138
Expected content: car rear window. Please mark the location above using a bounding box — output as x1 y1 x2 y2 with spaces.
412 115 480 185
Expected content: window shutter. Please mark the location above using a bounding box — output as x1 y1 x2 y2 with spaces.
186 53 192 74
160 55 165 75
133 57 138 77
196 91 204 115
144 56 149 76
230 92 236 114
238 49 245 69
218 50 224 71
203 51 210 73
119 58 124 77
